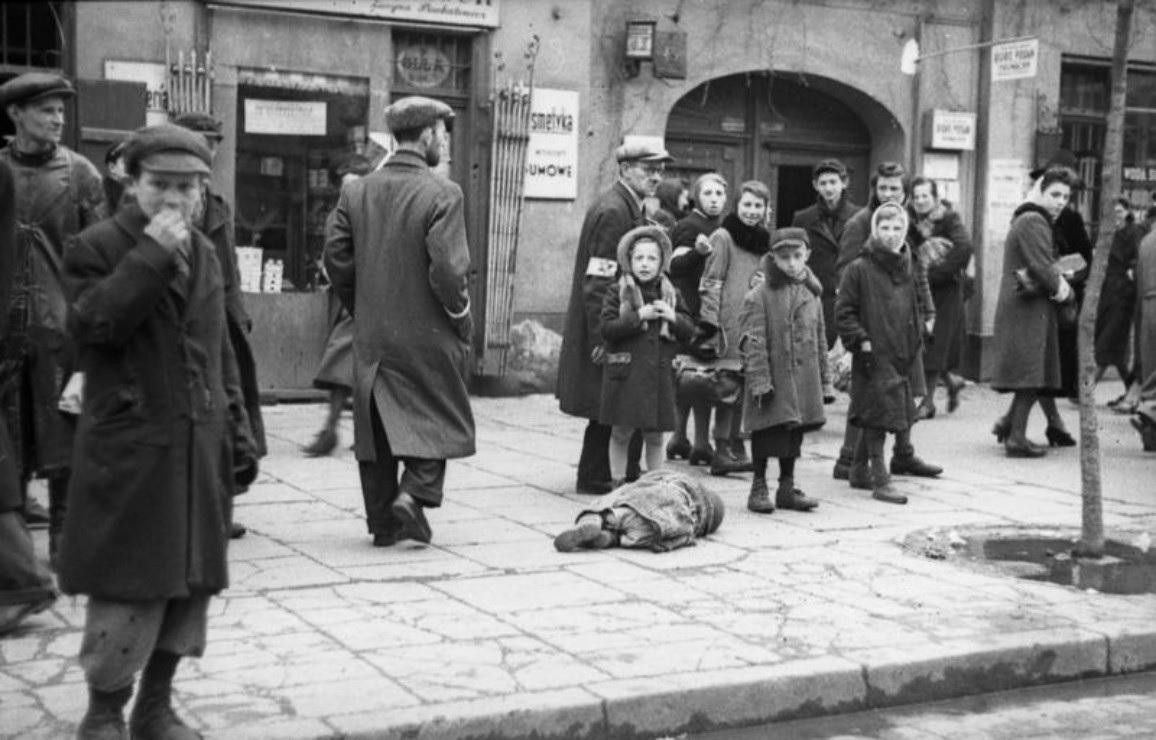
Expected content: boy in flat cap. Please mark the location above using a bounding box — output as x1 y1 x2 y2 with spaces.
174 111 266 540
557 140 671 494
325 95 474 547
60 123 257 739
0 72 106 565
739 227 831 513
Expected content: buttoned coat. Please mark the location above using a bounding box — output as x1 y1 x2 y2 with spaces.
58 204 253 600
836 242 925 432
202 189 265 458
739 257 829 434
791 196 858 348
990 204 1065 392
325 150 475 460
557 181 645 419
910 204 974 374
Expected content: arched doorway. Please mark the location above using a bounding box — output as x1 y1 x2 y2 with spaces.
664 71 874 227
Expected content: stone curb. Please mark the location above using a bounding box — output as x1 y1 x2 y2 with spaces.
321 628 1156 740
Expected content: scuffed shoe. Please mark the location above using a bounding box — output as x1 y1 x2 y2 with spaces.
832 459 851 480
746 478 775 514
889 455 942 477
554 520 615 551
390 493 432 544
665 436 691 460
301 428 338 457
776 484 818 512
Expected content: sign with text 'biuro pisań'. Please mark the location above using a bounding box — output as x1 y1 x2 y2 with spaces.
214 0 499 28
925 109 976 151
992 38 1038 81
524 88 578 200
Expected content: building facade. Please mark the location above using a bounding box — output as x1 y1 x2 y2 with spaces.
17 0 1156 389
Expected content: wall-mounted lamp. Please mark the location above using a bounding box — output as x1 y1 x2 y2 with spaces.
624 19 656 78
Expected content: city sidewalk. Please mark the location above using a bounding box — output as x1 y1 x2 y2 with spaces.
3 384 1154 739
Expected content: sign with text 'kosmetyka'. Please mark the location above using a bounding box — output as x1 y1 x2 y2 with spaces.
525 88 578 200
992 38 1038 81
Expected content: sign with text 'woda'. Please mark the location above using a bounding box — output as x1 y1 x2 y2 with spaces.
992 38 1038 82
525 88 579 200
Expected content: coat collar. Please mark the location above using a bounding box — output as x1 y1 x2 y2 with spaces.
384 149 430 170
759 253 822 295
613 180 644 221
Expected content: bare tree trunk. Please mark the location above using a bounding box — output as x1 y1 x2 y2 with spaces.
1076 0 1134 558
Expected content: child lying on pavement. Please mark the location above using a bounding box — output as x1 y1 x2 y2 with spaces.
553 470 724 552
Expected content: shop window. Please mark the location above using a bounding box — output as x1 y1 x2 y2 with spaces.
233 68 369 292
1060 59 1156 232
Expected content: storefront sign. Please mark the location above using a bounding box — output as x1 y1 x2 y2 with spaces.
524 88 578 200
244 99 327 135
104 60 168 126
992 38 1038 81
214 0 499 28
925 110 976 150
396 45 453 88
1124 166 1156 182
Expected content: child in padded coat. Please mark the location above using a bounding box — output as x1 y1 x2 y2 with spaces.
835 203 926 505
600 225 695 484
738 227 834 514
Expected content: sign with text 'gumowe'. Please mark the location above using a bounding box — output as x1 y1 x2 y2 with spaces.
524 88 578 200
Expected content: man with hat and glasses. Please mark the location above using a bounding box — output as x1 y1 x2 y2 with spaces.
325 95 475 547
173 111 266 540
557 140 672 494
0 72 105 565
60 122 257 739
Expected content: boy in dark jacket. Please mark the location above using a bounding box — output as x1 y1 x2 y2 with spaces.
739 228 832 513
836 203 937 504
599 226 694 484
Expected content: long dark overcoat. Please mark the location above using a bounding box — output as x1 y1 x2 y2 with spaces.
203 189 266 458
836 242 924 432
598 280 693 431
911 205 974 374
1136 230 1156 386
325 150 475 461
0 145 104 476
990 204 1065 392
792 196 858 348
58 204 252 601
1094 221 1142 369
557 181 645 419
739 258 829 434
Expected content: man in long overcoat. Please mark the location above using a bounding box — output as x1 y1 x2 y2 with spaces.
556 142 670 494
791 158 858 350
0 73 105 558
60 124 256 738
325 96 474 547
174 112 266 540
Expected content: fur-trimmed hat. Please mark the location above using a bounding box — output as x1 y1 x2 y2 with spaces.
614 225 678 340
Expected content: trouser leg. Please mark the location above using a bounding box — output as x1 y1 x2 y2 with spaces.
625 429 643 481
358 403 399 535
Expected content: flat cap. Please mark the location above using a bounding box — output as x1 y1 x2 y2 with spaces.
0 72 74 108
123 123 212 175
172 111 224 141
812 158 847 179
384 96 454 134
770 227 810 251
615 141 673 163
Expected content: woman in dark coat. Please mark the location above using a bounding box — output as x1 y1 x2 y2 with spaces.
908 177 973 417
1095 197 1142 396
600 226 693 482
990 167 1079 456
665 172 728 462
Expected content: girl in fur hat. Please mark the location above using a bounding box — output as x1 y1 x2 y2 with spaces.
599 226 694 484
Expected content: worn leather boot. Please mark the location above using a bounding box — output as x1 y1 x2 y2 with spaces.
129 651 202 740
847 463 872 490
889 454 943 477
665 435 691 460
729 439 754 473
710 439 745 476
746 478 775 513
775 480 818 512
870 456 907 505
77 684 132 740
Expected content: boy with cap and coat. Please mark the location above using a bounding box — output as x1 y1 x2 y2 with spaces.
791 159 859 350
0 72 106 561
556 141 670 494
325 95 474 547
739 227 831 514
173 111 266 539
60 123 257 738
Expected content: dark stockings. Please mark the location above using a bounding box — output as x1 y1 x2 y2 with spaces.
1007 390 1039 446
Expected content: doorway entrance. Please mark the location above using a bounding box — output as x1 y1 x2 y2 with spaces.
665 72 872 226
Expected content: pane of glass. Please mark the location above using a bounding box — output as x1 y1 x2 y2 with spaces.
1127 70 1156 109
